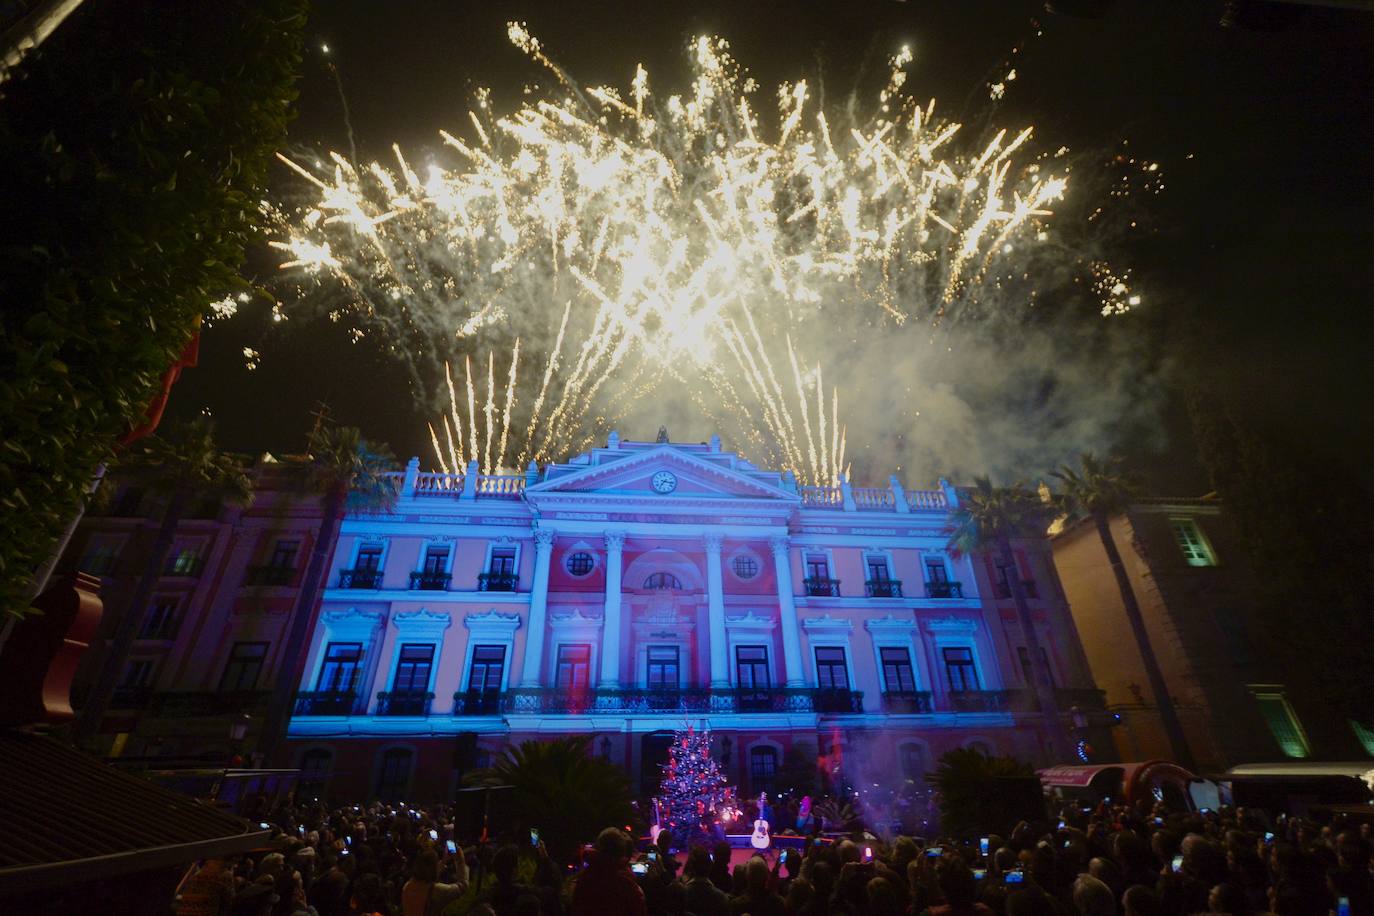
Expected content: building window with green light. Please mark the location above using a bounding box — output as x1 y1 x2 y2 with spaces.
1249 686 1310 758
1170 518 1217 567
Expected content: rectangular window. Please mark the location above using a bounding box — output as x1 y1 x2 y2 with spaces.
1352 720 1374 757
219 642 268 691
392 643 434 692
1250 687 1310 758
750 746 778 793
924 557 949 584
647 646 680 690
814 646 849 690
355 543 383 571
805 553 830 581
269 539 300 569
943 646 980 692
81 542 121 576
468 645 506 693
555 644 591 689
423 545 450 574
866 556 891 582
113 486 145 517
880 646 917 693
169 546 201 575
489 548 516 575
735 646 770 689
316 642 363 693
1171 518 1216 567
1017 646 1054 687
992 558 1013 597
141 598 179 640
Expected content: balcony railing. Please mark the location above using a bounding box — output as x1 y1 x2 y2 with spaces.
882 690 933 713
151 690 270 718
803 577 841 597
477 571 518 592
811 688 864 713
993 580 1038 600
499 687 864 716
949 690 1016 713
865 579 903 598
246 565 295 587
924 580 964 599
453 691 503 716
409 571 451 591
293 691 358 716
338 568 383 589
376 691 434 716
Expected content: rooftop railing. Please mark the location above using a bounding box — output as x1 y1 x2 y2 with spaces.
852 487 895 511
799 486 843 508
474 474 526 499
413 472 464 497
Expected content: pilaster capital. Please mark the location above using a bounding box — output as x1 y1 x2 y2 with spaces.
769 535 790 558
604 530 626 552
702 533 724 554
533 528 556 549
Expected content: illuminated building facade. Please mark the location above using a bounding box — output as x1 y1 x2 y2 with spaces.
286 431 1106 803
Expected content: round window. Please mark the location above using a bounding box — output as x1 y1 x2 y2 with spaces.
566 551 595 577
732 554 759 579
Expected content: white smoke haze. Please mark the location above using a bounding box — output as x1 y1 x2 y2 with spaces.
263 25 1163 486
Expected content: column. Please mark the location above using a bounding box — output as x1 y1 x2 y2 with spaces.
599 531 625 687
770 536 806 687
519 529 556 686
704 534 729 688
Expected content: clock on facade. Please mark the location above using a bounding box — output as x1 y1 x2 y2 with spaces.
651 470 678 493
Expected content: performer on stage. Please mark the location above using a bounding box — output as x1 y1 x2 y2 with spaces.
795 795 813 833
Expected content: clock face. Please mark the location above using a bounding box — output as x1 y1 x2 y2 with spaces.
651 470 678 493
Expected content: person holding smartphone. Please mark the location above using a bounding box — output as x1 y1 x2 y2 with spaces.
400 847 468 916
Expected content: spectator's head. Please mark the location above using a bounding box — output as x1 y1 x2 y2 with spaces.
492 844 519 884
1088 856 1122 894
1071 873 1114 916
892 835 919 866
350 873 385 911
934 860 977 906
1005 886 1057 916
836 839 861 864
656 829 673 855
410 847 440 883
866 876 902 916
1121 885 1162 916
787 877 814 912
256 852 285 879
513 892 542 916
712 841 731 872
595 827 630 860
1208 881 1247 914
746 855 769 893
994 845 1019 873
810 860 835 897
685 845 712 879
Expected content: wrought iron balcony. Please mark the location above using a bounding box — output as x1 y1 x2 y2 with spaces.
453 691 503 716
293 690 358 716
882 690 933 713
803 577 841 597
811 688 864 714
376 691 434 716
477 571 518 592
948 690 1015 713
338 568 383 589
246 565 294 587
924 580 964 599
409 570 451 591
865 579 903 598
151 690 270 718
993 580 1038 600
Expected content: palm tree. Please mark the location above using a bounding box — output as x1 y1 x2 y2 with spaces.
928 746 1035 836
947 476 1071 761
72 418 251 748
257 425 396 763
467 737 635 866
1052 453 1195 769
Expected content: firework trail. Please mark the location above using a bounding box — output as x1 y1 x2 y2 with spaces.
270 24 1142 483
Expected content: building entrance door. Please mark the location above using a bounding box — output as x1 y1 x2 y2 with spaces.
640 731 675 795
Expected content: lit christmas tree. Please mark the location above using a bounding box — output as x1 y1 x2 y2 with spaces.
657 726 738 845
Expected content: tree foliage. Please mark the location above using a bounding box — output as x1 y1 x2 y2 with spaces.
467 737 636 866
0 0 306 617
927 747 1036 837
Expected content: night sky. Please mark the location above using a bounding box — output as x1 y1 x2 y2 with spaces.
167 1 1374 494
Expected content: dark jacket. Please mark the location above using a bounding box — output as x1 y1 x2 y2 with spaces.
571 851 647 916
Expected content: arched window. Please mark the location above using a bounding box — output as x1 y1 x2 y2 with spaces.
299 748 333 799
566 551 595 577
732 555 759 579
643 572 683 590
750 746 778 794
376 747 413 801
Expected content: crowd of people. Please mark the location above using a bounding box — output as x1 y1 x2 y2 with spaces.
171 793 1374 916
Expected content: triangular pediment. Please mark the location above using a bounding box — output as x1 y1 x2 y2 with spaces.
526 445 795 502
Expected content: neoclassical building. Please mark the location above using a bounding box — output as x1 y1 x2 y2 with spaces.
286 431 1105 803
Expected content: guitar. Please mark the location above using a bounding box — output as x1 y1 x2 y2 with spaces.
750 818 771 849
